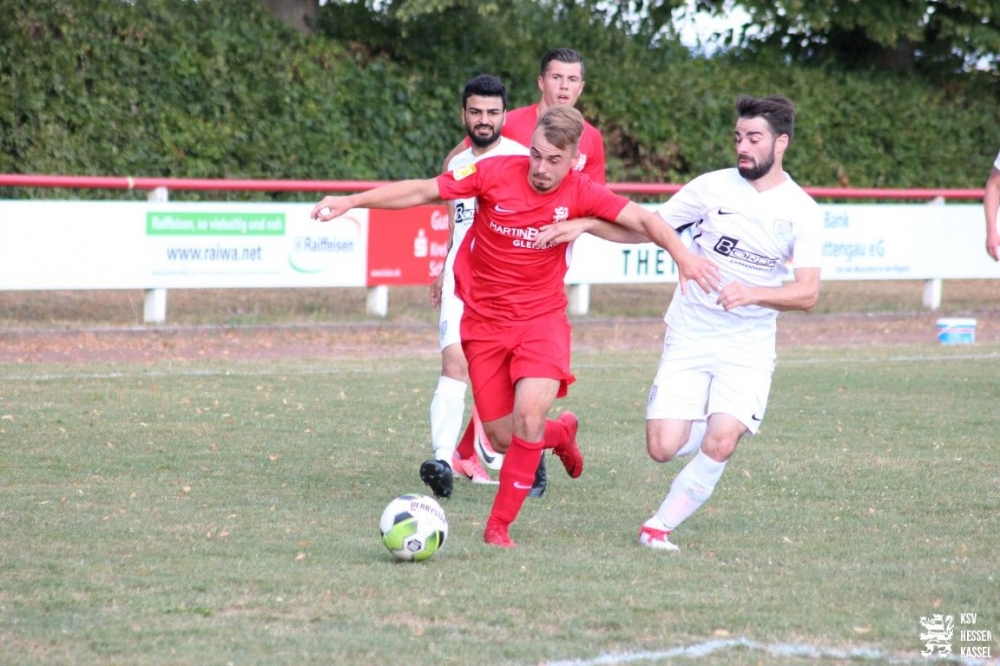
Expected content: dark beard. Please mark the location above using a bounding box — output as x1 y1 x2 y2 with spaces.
737 152 774 181
469 127 499 148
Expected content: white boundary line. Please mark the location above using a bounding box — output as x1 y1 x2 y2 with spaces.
544 638 999 666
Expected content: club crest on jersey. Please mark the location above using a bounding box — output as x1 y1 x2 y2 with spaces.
553 206 569 223
773 218 793 240
452 163 477 181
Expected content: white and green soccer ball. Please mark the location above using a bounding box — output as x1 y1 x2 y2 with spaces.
379 494 448 562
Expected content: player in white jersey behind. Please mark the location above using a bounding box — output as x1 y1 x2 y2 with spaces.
636 94 823 551
420 74 529 499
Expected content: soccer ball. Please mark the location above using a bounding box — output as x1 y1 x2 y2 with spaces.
379 494 448 562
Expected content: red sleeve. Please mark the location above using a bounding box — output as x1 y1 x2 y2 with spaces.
437 157 492 200
581 177 628 221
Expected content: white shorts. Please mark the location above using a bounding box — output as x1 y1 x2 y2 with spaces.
438 271 464 352
646 339 773 435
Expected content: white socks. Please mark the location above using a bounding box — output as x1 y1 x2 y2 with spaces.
429 376 467 463
676 419 707 458
647 450 728 532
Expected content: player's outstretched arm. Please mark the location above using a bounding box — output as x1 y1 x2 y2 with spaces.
312 179 442 222
717 267 820 312
534 217 648 248
984 166 1000 262
615 202 721 294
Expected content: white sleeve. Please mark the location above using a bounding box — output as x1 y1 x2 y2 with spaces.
655 176 709 232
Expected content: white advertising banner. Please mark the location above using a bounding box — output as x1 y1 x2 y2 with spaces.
1 200 997 290
817 204 1000 280
0 201 368 289
566 203 1000 284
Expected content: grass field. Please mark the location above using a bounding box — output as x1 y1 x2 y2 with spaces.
2 339 998 664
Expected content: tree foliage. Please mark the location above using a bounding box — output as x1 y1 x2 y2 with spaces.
2 0 999 202
681 0 1000 76
336 0 1000 75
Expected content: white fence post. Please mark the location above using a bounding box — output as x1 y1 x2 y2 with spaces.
143 186 170 324
567 283 590 315
922 196 945 310
367 286 388 317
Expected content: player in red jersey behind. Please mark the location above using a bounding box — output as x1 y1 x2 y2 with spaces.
312 106 720 548
448 47 605 185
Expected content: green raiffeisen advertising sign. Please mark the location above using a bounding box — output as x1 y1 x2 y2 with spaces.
0 202 368 289
146 212 286 236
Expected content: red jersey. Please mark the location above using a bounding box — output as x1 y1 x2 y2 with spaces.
464 103 606 184
437 155 628 323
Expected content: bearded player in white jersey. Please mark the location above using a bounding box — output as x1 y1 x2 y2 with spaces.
421 74 529 499
532 94 821 551
635 94 823 551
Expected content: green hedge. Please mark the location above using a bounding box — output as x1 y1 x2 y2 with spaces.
1 0 997 200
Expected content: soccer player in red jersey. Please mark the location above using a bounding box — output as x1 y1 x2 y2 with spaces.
312 106 721 548
444 48 608 498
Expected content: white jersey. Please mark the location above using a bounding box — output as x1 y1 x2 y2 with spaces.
656 168 822 350
994 149 1000 170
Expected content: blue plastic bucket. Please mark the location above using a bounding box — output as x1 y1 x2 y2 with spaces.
936 318 976 345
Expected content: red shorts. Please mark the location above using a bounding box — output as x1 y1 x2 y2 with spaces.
461 313 575 422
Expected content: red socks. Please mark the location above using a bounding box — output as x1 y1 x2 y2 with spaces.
455 415 476 459
488 434 542 526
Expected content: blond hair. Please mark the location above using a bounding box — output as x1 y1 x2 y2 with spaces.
536 106 583 152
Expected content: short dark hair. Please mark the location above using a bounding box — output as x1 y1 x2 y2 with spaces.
462 74 508 110
536 105 583 151
736 95 795 140
540 48 585 78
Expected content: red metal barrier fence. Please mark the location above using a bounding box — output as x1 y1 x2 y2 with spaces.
0 173 986 201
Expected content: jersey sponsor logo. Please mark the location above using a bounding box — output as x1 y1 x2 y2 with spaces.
489 220 538 240
452 163 477 181
488 219 547 249
714 236 778 272
455 201 474 225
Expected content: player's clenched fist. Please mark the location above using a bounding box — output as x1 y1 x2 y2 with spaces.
311 195 354 222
